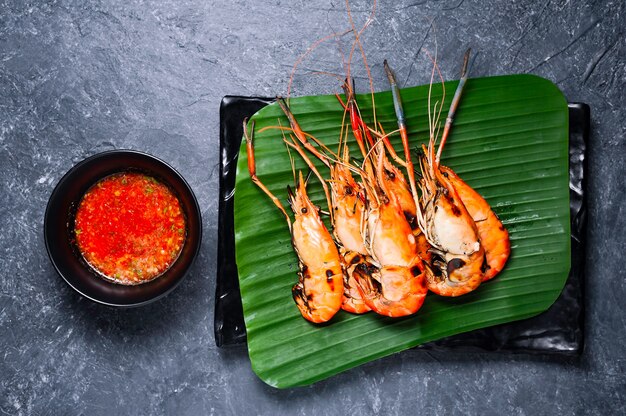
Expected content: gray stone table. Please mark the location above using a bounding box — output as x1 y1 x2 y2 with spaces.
1 0 625 414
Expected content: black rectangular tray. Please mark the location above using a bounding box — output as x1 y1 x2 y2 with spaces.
215 96 589 354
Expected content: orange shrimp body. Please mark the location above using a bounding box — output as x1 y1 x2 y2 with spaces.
418 155 485 297
366 189 419 268
289 172 344 323
354 149 428 317
330 163 367 255
380 157 418 230
328 162 373 314
380 153 435 267
440 166 510 281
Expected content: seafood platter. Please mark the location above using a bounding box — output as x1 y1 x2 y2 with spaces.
231 44 573 387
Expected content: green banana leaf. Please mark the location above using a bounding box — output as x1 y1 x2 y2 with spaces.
233 74 570 388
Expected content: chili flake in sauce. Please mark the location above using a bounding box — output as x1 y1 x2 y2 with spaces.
74 172 186 285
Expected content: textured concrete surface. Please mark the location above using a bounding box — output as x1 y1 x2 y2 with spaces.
1 0 625 414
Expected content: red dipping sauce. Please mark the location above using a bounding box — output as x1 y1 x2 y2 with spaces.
74 172 186 285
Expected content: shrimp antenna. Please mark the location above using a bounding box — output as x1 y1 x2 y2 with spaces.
283 134 334 224
280 121 297 186
287 28 352 99
384 59 421 223
277 97 332 168
435 48 473 166
304 169 313 186
244 118 292 231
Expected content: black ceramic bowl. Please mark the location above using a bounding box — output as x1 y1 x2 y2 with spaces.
44 150 202 307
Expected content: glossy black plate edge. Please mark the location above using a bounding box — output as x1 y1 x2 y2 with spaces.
215 97 588 354
215 96 275 346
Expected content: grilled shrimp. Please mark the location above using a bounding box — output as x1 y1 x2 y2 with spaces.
328 160 372 314
355 199 427 317
354 263 426 317
340 79 432 267
417 153 484 296
386 50 487 297
333 85 428 316
364 159 419 268
289 172 345 322
279 93 427 317
352 146 428 317
277 99 372 314
439 166 510 281
245 120 343 323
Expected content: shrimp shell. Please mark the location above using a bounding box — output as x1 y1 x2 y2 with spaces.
440 166 510 281
289 172 344 323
